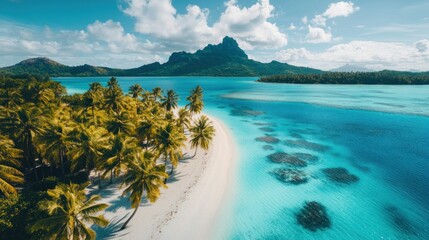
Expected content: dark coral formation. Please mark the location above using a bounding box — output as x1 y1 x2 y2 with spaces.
291 153 319 163
254 122 276 126
259 127 275 132
256 136 280 144
263 145 274 151
231 107 264 117
272 168 308 185
284 139 329 152
322 167 359 184
267 152 307 167
385 205 418 235
296 201 331 232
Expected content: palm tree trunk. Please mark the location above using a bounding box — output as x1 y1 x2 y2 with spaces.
98 171 102 190
92 105 96 126
164 156 168 184
110 169 113 184
60 149 65 176
192 148 198 158
121 205 139 230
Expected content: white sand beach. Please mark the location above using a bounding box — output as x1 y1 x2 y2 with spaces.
89 114 238 240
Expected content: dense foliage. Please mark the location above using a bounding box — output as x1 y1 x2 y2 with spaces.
0 75 215 239
257 71 429 85
0 37 322 77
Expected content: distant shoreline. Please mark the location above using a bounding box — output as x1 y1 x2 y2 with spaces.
257 72 429 85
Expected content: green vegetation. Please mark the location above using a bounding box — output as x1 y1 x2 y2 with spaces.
257 71 429 85
0 37 322 77
0 75 215 239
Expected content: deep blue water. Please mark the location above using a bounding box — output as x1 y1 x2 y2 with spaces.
57 77 429 239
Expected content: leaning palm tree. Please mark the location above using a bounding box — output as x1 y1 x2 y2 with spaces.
186 86 204 117
128 84 143 99
31 182 109 240
161 89 179 112
176 108 191 133
152 87 163 102
0 134 24 197
189 115 215 158
153 123 186 178
120 150 167 230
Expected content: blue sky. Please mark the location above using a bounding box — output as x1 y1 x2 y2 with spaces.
1 0 428 70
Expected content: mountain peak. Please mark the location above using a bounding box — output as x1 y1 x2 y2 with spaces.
18 57 64 67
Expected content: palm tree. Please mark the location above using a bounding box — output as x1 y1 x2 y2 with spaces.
0 134 24 197
106 111 135 135
136 117 158 150
37 121 74 176
68 125 109 173
186 86 204 117
152 87 163 102
161 90 179 112
102 135 136 183
189 115 215 158
154 123 186 179
0 105 44 180
176 108 191 133
120 150 167 230
104 88 123 114
31 182 109 240
129 84 143 99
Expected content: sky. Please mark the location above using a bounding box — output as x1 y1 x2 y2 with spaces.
1 0 429 71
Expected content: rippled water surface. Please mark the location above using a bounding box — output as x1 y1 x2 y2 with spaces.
57 77 429 239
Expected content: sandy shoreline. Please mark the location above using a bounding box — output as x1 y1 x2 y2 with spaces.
89 114 238 240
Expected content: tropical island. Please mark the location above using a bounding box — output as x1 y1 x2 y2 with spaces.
0 75 235 239
257 71 429 85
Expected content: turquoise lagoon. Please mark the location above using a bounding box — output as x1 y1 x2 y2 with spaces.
57 77 429 239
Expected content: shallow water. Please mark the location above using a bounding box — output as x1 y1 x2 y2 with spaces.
57 77 429 239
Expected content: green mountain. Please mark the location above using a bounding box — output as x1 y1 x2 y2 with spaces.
0 57 122 77
0 37 322 77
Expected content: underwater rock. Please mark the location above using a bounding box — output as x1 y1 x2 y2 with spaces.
385 205 418 235
296 201 331 232
263 145 275 151
267 152 307 167
259 127 275 132
290 132 304 139
254 122 276 126
284 139 329 152
291 153 319 163
272 168 308 185
231 107 264 117
322 167 359 184
256 136 280 144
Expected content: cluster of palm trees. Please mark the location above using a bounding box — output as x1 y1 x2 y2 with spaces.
0 76 215 239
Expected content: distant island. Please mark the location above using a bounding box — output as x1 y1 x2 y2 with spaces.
257 71 429 85
0 37 321 77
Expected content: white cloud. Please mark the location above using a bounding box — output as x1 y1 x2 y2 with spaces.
288 23 296 30
307 1 359 43
275 40 429 71
312 15 327 26
302 16 308 24
415 39 429 53
306 26 332 43
0 20 163 68
323 1 359 18
122 0 287 50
